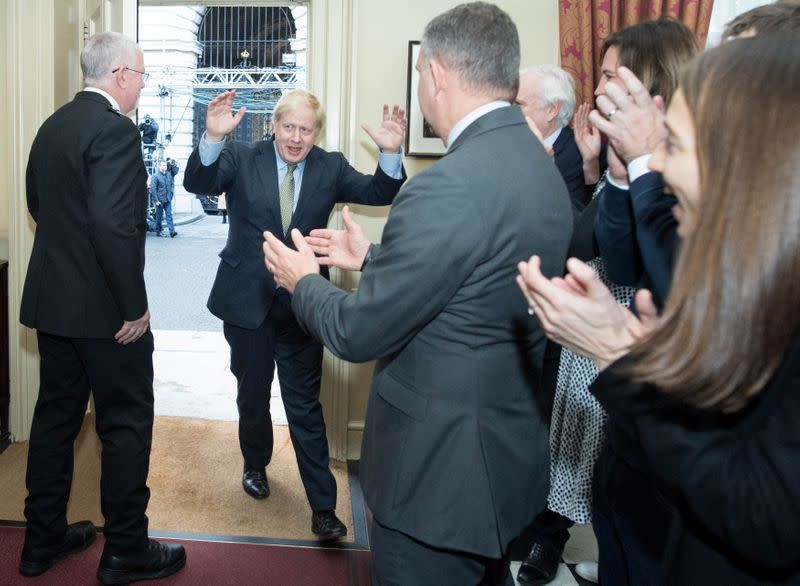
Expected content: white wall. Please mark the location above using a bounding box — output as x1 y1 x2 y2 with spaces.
139 6 205 213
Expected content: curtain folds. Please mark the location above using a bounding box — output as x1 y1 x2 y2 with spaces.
559 0 714 108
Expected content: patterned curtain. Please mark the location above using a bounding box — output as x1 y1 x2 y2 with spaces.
559 0 715 108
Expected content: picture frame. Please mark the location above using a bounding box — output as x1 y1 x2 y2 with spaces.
405 41 447 157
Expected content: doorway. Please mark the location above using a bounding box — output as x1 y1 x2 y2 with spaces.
138 3 307 424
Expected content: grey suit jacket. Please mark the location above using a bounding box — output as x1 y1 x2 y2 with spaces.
292 106 573 557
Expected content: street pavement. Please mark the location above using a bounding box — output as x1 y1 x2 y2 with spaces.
145 212 286 423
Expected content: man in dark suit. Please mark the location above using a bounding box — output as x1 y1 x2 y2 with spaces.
264 3 573 582
183 88 405 540
517 65 589 217
19 32 185 583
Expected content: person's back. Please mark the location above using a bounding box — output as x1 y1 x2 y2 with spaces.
359 102 572 556
19 31 185 584
23 90 147 338
263 4 574 582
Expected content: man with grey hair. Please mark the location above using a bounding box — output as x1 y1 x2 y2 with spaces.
19 31 185 583
517 65 589 216
263 2 572 583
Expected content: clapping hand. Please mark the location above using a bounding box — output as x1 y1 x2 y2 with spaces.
574 103 602 184
361 104 407 154
206 90 247 142
589 67 666 164
517 256 658 370
263 229 320 293
305 205 371 271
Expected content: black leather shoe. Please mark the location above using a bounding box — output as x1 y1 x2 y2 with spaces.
242 467 269 499
97 539 186 585
517 542 561 586
170 232 177 238
311 510 347 541
19 520 97 577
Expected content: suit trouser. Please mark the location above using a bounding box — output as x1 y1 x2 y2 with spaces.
370 518 513 586
223 290 336 511
24 331 154 554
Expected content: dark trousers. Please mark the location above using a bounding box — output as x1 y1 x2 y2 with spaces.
528 507 573 555
24 331 154 554
223 291 336 511
370 518 513 586
592 442 671 586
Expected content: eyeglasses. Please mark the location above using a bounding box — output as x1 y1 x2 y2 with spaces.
111 66 149 83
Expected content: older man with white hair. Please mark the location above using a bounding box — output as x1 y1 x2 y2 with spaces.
517 65 590 216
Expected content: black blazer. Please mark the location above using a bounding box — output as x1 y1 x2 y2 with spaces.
292 106 573 557
592 337 800 585
594 171 678 307
21 91 149 338
183 139 405 329
552 126 590 217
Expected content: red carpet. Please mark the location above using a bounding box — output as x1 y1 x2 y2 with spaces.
0 525 372 585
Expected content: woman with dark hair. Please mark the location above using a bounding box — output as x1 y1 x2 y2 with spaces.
518 35 800 585
516 17 697 586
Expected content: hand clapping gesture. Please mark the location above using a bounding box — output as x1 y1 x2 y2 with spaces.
589 67 666 163
517 256 659 370
574 103 602 185
263 229 320 294
361 104 407 154
305 205 371 271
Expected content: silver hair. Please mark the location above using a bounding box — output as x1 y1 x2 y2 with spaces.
520 65 576 128
81 32 140 86
421 2 519 100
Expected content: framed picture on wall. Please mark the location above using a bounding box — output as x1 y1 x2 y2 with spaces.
405 41 447 157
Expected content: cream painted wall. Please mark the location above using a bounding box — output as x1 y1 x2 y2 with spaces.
334 0 559 457
54 0 84 111
0 0 8 256
350 0 559 180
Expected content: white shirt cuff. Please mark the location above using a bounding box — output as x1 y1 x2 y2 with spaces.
627 154 653 183
606 174 630 190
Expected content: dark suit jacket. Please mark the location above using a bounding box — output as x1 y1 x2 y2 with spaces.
183 139 405 329
592 337 800 585
21 91 149 338
552 126 590 217
292 106 573 557
594 171 678 307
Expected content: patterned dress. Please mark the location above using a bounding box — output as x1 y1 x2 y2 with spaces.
545 173 636 523
546 261 634 523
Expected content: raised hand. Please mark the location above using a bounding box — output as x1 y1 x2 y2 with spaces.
115 309 150 345
574 103 602 184
361 104 407 153
305 205 371 271
263 229 320 293
205 90 247 142
589 67 666 163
